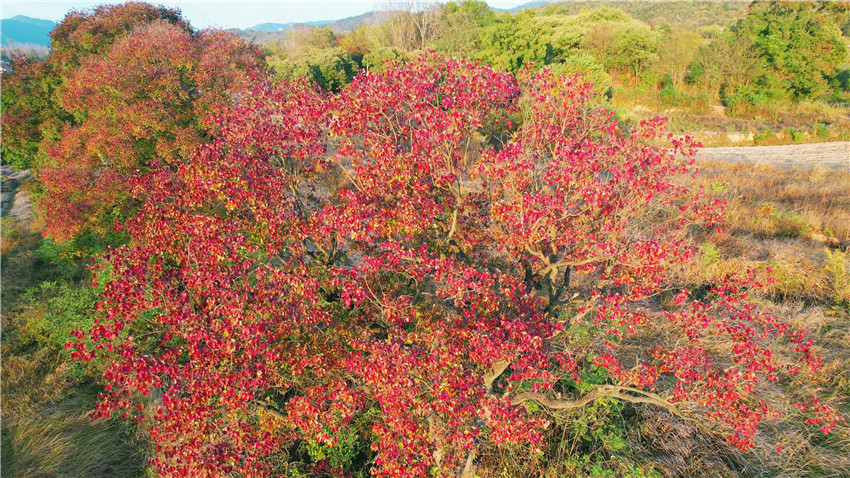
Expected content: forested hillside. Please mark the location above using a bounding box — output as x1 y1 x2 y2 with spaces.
532 1 751 29
0 15 55 46
1 2 849 477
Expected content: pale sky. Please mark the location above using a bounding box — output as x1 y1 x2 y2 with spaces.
1 0 531 30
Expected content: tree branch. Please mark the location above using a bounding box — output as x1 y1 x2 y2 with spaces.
483 359 511 394
511 384 689 421
252 400 285 421
447 207 459 240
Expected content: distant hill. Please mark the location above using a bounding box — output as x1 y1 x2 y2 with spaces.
1 15 55 47
248 20 327 33
249 23 294 33
510 1 550 13
236 11 384 44
330 11 384 32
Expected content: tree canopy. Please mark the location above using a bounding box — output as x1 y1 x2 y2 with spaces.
735 0 848 99
1 2 265 240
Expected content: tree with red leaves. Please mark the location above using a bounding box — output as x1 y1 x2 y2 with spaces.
1 2 264 241
70 55 842 477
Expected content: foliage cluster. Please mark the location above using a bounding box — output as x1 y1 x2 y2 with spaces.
1 2 266 239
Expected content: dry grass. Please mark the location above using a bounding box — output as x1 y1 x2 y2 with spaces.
1 216 147 478
684 160 850 304
670 159 850 477
0 346 147 478
629 300 850 478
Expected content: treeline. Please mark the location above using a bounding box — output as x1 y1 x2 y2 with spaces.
263 0 849 121
0 42 50 62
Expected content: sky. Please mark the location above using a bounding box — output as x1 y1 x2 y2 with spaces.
1 0 531 30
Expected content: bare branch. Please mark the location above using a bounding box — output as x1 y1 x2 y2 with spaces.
511 384 688 420
447 207 459 240
252 401 285 421
483 359 511 393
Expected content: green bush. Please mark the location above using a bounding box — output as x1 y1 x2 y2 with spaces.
787 127 805 143
17 281 101 355
362 47 410 74
548 392 661 478
723 76 790 118
270 48 361 92
549 52 611 95
658 85 710 114
824 248 850 305
753 130 776 144
296 408 376 476
698 241 721 266
775 210 812 238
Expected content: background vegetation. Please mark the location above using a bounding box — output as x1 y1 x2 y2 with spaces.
257 0 850 146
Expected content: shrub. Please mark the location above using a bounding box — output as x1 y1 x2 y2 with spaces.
698 241 721 266
548 52 611 95
271 48 361 92
69 54 841 477
787 127 805 143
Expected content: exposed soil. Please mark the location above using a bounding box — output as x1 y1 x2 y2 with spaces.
696 141 849 170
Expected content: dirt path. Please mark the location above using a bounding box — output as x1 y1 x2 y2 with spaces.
695 141 849 170
1 165 34 225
